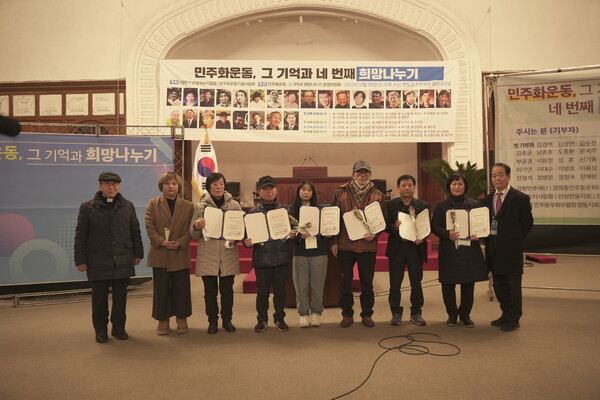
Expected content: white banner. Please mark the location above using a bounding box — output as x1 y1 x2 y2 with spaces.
159 60 458 143
496 68 600 225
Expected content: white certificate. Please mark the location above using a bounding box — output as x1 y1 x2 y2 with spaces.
398 210 431 242
364 202 385 234
266 208 291 240
343 210 370 241
320 206 340 236
203 206 224 239
244 212 270 244
223 210 245 240
468 207 490 238
299 206 320 236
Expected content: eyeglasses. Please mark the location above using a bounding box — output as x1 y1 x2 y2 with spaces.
101 182 120 187
354 170 371 175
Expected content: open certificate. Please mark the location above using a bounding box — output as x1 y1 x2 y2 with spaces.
244 208 292 243
343 202 385 241
266 208 292 239
398 209 431 242
445 207 490 240
203 207 245 240
299 206 340 236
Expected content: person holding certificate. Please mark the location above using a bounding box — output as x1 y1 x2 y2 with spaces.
243 176 297 333
483 163 533 332
431 173 488 327
145 172 195 335
384 175 430 327
289 180 328 328
332 161 386 328
190 172 243 334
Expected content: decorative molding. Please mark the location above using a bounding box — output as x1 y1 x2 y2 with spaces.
127 0 483 164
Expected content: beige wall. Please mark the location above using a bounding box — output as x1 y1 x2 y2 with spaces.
1 0 598 205
1 0 598 81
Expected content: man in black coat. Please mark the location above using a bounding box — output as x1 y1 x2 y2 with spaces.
74 172 144 343
483 163 533 331
384 175 429 326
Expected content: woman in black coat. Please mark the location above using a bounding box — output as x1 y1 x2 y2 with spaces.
431 173 488 327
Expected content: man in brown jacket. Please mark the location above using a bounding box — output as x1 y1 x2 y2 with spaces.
331 161 385 328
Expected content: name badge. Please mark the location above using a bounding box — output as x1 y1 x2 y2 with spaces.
490 219 498 235
305 235 318 249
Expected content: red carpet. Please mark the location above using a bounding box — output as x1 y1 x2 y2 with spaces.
190 233 438 294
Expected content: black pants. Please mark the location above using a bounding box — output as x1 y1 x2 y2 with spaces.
441 282 475 319
493 274 523 323
255 265 288 322
202 275 234 323
338 250 376 318
90 278 130 333
388 243 424 316
152 268 192 321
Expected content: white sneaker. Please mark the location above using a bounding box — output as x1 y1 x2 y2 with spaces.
299 315 310 328
310 313 321 327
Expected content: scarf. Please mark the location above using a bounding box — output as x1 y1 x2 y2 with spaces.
349 180 374 205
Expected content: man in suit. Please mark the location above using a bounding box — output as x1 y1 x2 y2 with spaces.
484 163 533 331
384 175 429 326
183 109 198 128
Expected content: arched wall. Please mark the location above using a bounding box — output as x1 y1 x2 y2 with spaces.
127 0 483 165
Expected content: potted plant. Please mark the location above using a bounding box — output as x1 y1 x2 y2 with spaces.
421 158 487 198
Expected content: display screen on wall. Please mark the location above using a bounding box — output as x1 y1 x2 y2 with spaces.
159 60 458 143
0 133 174 285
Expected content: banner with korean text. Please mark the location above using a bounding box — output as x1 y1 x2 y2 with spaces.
496 69 600 225
159 60 458 143
0 133 173 285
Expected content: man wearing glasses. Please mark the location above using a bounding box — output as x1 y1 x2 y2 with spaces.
74 172 144 343
331 161 385 328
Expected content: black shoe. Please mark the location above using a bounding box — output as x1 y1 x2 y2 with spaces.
254 321 267 332
111 328 128 340
446 314 458 326
222 320 236 333
460 317 475 328
275 319 289 332
501 321 520 331
491 316 506 327
207 323 218 334
95 331 108 343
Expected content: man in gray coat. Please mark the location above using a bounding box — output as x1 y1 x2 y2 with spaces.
74 172 144 343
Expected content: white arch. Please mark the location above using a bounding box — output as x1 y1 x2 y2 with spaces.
127 0 482 164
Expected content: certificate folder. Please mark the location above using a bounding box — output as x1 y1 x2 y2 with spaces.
445 207 490 239
203 207 245 241
244 208 292 244
398 209 431 242
298 205 340 236
343 202 385 241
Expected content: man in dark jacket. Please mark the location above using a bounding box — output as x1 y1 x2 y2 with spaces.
74 172 144 343
483 163 533 332
243 176 297 333
384 175 429 327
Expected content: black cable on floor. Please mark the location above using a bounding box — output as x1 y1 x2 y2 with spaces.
331 333 460 399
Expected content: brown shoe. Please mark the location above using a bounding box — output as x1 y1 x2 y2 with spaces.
157 319 170 335
361 316 375 327
340 316 354 328
176 317 189 334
